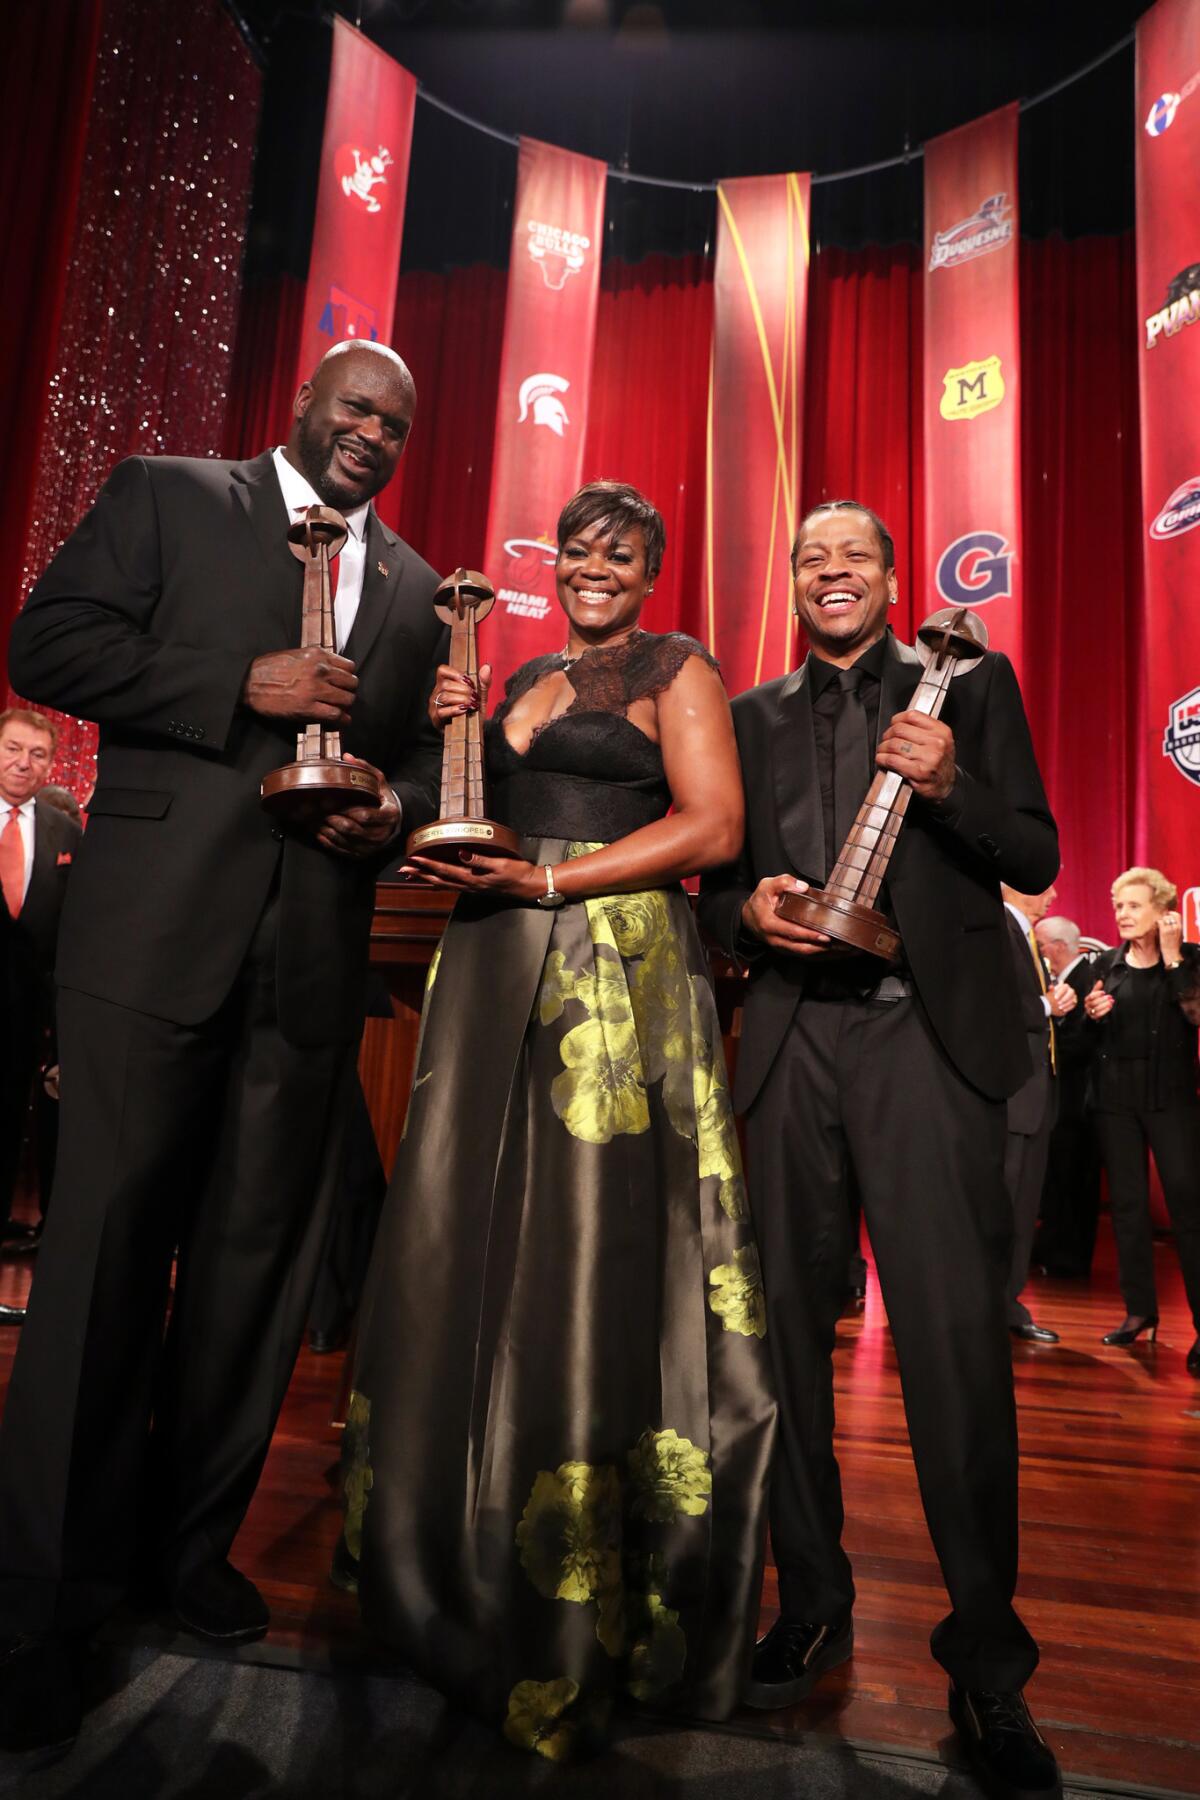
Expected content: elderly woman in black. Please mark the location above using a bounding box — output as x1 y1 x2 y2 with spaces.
1084 867 1200 1373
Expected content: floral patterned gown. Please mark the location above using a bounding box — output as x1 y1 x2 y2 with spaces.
342 632 777 1759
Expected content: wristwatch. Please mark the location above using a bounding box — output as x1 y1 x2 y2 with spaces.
536 863 567 909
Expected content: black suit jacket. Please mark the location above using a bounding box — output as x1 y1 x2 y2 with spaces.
1003 908 1053 1137
1 794 81 1031
698 630 1059 1112
8 452 445 1047
1086 940 1200 1113
1052 954 1096 1118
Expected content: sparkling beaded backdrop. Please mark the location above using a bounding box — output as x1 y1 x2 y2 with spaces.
5 0 261 804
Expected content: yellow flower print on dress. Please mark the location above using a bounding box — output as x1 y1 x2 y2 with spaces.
572 949 633 1025
551 1014 649 1144
538 949 577 1025
503 1678 581 1760
708 1244 768 1338
626 1427 712 1523
424 937 442 996
515 1461 625 1655
599 889 671 959
629 935 690 1089
626 1591 688 1702
342 1390 374 1560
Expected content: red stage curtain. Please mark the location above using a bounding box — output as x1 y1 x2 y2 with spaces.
222 273 307 461
4 0 261 799
0 0 104 669
206 234 1148 932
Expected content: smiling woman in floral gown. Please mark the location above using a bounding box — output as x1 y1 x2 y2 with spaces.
340 481 776 1759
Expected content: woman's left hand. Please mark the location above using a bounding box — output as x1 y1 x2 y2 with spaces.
1158 910 1183 964
400 850 545 901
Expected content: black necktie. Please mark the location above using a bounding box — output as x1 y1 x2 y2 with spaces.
831 666 871 863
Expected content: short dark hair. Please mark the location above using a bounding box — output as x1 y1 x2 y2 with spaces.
556 480 666 581
791 499 895 575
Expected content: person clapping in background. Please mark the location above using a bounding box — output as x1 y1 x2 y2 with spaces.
1084 869 1200 1375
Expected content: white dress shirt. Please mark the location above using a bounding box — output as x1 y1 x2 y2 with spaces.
271 447 370 653
2 797 37 908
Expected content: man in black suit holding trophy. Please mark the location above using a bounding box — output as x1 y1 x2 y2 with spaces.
0 340 443 1752
700 501 1062 1800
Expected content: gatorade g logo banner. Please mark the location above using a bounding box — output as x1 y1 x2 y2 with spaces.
924 104 1023 679
296 20 415 392
483 137 606 692
704 172 811 695
1138 0 1200 897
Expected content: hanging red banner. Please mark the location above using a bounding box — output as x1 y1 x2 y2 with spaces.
923 104 1022 678
1136 0 1200 889
483 137 606 691
704 173 810 695
296 20 415 389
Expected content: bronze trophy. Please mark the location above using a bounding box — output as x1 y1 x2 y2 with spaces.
777 605 988 961
406 567 520 863
261 505 384 820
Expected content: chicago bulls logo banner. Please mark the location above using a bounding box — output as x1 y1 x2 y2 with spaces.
1137 0 1200 892
704 173 810 694
483 137 606 689
296 20 416 392
923 104 1023 678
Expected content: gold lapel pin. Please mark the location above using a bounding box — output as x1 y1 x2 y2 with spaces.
377 560 389 578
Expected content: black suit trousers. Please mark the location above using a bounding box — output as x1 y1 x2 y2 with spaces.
1003 1070 1056 1328
744 990 1038 1691
0 889 353 1635
1096 1101 1200 1330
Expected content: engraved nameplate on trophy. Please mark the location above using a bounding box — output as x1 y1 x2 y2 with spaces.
777 606 989 961
261 505 384 820
405 567 520 863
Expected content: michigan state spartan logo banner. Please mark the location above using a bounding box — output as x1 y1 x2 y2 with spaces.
704 174 811 695
923 104 1022 678
296 20 416 391
1137 0 1200 911
483 137 607 690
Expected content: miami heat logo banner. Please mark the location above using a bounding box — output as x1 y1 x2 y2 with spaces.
483 137 606 689
923 104 1022 677
1136 0 1200 890
704 173 810 694
295 20 415 391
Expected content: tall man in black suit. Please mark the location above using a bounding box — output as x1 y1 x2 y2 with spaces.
1000 884 1077 1344
699 502 1062 1800
1033 917 1100 1276
0 340 445 1752
0 711 82 1318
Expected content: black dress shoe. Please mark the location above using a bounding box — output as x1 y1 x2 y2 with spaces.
1187 1338 1200 1377
949 1684 1061 1798
308 1325 349 1355
171 1560 269 1643
744 1614 853 1709
0 1635 82 1753
1101 1314 1158 1345
1009 1323 1059 1345
0 1304 26 1326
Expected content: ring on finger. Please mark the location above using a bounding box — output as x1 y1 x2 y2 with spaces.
900 740 914 755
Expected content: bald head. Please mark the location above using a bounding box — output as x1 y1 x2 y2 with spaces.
286 340 417 511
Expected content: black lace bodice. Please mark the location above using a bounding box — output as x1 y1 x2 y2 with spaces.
486 631 719 842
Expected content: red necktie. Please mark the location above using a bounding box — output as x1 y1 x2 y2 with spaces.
0 807 25 918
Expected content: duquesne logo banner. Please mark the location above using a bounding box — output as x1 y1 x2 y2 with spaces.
296 20 416 393
483 137 606 691
1137 0 1200 892
704 173 811 696
923 104 1022 680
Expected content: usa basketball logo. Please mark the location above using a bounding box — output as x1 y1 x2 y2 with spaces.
1163 687 1200 787
935 532 1013 607
1149 479 1200 541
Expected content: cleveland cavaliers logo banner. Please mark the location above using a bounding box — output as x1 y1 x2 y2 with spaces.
483 137 606 689
923 104 1022 677
1137 0 1200 904
295 20 416 391
704 173 810 694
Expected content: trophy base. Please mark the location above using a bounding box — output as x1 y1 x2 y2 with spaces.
261 759 384 822
406 816 521 862
775 888 901 963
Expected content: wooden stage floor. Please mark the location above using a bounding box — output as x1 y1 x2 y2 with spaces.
2 1222 1198 1795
